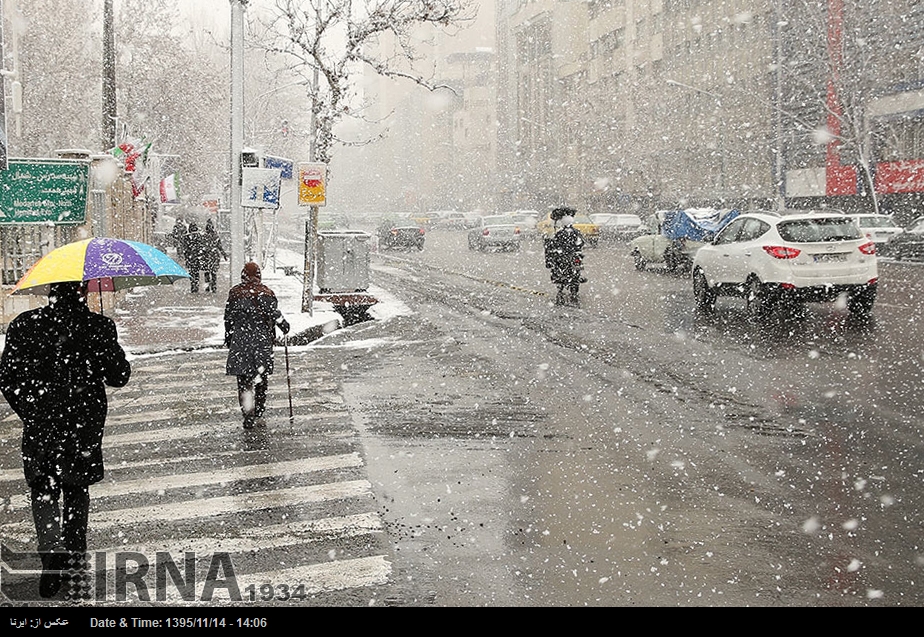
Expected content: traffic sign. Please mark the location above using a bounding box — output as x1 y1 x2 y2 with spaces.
0 158 89 224
264 155 294 180
241 167 282 209
298 162 326 206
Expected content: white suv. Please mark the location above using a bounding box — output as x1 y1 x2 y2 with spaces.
692 210 878 318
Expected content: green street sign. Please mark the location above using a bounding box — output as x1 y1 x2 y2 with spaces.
0 158 90 224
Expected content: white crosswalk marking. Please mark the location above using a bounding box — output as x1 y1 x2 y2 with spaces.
89 480 374 529
6 454 365 509
0 350 393 604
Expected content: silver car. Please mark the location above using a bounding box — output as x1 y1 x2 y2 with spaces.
468 215 523 251
848 213 904 244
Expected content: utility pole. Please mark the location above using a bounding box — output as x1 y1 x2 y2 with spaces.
301 61 320 315
102 0 116 150
229 0 247 278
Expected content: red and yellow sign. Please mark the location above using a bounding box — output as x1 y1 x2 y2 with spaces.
298 162 327 206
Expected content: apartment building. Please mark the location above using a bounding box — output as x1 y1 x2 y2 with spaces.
497 0 924 219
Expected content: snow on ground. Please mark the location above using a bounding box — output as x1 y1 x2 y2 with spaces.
0 245 413 353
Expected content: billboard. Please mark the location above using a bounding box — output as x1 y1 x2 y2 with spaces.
0 159 90 224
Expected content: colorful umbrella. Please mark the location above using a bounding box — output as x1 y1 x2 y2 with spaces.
11 237 190 296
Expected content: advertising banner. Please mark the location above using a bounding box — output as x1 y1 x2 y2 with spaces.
298 163 326 207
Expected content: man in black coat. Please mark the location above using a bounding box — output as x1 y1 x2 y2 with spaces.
0 281 131 598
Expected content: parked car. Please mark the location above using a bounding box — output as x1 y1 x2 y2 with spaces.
537 212 600 246
691 210 878 319
461 212 483 229
433 211 468 230
631 208 739 272
409 211 435 227
468 215 522 251
377 217 426 251
505 210 540 237
875 216 924 260
848 213 904 244
591 213 644 242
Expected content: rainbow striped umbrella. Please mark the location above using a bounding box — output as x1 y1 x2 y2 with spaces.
11 237 190 296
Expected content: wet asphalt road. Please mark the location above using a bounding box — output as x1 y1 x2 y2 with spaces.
343 229 924 606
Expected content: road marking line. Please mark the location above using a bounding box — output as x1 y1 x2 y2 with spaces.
86 480 373 529
5 454 365 509
92 512 383 556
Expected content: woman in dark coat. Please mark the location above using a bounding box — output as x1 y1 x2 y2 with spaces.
0 282 131 597
224 262 289 428
544 207 586 306
202 218 227 293
184 221 205 293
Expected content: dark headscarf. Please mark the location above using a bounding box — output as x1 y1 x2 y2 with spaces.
228 262 275 301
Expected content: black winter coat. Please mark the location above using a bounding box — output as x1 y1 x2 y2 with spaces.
544 225 585 284
224 278 285 377
202 228 227 271
184 224 205 271
0 299 131 486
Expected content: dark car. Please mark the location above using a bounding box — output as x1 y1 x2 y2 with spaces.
878 216 924 261
377 217 425 251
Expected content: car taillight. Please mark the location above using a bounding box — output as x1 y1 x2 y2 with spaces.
858 241 876 255
515 227 521 235
391 229 398 235
419 228 426 235
762 245 801 259
483 228 490 236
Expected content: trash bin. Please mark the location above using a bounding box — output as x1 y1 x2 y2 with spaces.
316 230 371 293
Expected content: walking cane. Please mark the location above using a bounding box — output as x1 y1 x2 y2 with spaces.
284 335 294 424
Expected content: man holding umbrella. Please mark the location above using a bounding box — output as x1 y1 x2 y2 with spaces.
0 236 185 599
0 281 131 598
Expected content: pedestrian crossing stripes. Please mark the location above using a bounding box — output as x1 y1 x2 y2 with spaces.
88 480 374 529
5 454 365 509
0 349 394 604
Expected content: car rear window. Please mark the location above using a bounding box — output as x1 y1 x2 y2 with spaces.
856 216 895 228
778 218 862 242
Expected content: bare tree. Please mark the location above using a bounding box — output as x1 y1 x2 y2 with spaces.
253 0 474 166
12 0 101 155
116 0 229 199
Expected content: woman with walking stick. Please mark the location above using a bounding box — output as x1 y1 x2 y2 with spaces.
223 262 290 429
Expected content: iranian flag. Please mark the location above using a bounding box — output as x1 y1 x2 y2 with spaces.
109 138 149 173
160 173 179 203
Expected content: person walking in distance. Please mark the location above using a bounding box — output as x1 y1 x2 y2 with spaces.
184 221 204 293
224 262 290 429
170 217 186 257
202 218 228 293
0 282 131 599
544 207 587 307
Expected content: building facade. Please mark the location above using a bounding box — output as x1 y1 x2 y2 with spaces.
496 0 924 220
